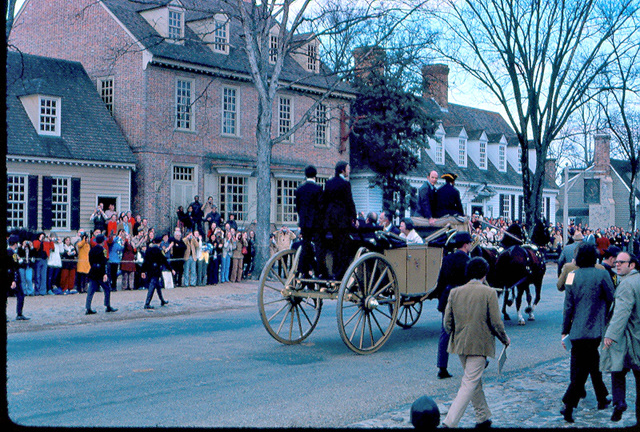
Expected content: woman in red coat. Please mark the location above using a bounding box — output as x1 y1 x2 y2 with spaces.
120 234 137 290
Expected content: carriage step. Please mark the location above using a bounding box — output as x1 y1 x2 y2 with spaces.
297 278 340 285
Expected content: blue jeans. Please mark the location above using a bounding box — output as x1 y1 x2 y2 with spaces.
34 258 48 295
221 255 231 282
19 267 34 296
182 258 196 286
86 278 112 311
196 259 207 286
145 276 165 306
437 314 450 369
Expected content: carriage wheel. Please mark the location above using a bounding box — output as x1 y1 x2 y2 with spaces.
258 249 322 345
394 300 423 329
337 253 400 354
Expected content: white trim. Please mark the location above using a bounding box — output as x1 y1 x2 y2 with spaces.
7 155 136 171
221 85 240 137
272 172 304 180
216 168 253 176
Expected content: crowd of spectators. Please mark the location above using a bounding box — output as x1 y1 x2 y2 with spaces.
7 196 257 297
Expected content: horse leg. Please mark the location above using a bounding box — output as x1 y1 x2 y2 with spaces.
515 286 526 325
502 288 511 321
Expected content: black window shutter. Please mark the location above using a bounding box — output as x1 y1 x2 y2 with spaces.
499 194 505 218
546 197 551 222
510 195 515 222
28 175 39 231
71 177 81 230
42 176 53 231
519 196 524 221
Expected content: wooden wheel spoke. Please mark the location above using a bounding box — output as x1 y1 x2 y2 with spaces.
275 303 293 335
370 309 387 335
267 301 290 323
348 310 365 343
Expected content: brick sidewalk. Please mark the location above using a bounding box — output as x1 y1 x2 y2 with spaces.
6 281 259 333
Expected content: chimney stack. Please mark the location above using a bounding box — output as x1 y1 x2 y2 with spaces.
544 158 557 187
422 64 449 110
352 46 386 83
593 134 611 176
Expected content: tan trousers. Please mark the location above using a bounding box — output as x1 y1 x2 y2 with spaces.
443 355 491 427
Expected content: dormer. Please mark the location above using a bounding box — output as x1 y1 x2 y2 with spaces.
507 145 522 173
140 0 185 44
443 126 468 168
269 25 280 64
188 13 230 54
467 130 488 170
292 34 320 73
19 94 62 137
428 123 446 165
487 133 508 172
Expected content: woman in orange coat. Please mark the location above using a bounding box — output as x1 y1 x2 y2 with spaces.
75 232 91 293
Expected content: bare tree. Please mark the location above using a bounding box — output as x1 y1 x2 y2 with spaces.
5 0 18 40
432 0 638 230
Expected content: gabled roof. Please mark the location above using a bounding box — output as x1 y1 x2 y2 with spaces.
101 0 355 96
6 52 135 165
442 103 517 143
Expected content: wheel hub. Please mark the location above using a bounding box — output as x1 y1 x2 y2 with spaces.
365 296 379 311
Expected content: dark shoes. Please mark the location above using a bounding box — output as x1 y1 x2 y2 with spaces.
144 305 154 309
475 419 492 429
611 406 626 422
597 397 611 410
105 307 118 313
560 406 574 423
86 309 97 315
16 315 30 321
437 368 453 379
161 300 169 306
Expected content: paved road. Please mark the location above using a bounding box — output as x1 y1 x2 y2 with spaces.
6 264 639 428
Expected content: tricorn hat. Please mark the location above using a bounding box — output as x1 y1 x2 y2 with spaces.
455 231 472 245
572 231 584 241
603 246 621 259
441 172 458 181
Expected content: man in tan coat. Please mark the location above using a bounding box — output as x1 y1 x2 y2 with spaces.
442 257 510 428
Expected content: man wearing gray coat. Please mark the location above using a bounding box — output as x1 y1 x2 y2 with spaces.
557 230 584 277
602 251 640 424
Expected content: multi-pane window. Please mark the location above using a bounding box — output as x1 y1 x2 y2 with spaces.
314 103 328 146
173 165 194 182
219 175 247 221
278 96 292 140
458 138 467 166
501 194 511 219
276 179 300 223
307 44 318 72
175 79 193 130
97 77 114 114
39 97 59 135
51 177 70 230
168 9 183 40
7 175 27 230
434 141 444 164
499 145 506 171
222 87 238 135
479 141 487 169
213 19 228 53
269 35 278 63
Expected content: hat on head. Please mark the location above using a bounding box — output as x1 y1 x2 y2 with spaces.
603 246 622 259
8 235 19 245
572 231 584 241
441 172 458 181
153 235 163 244
455 231 472 245
95 234 105 244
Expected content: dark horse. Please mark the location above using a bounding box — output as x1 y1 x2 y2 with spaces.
472 242 546 325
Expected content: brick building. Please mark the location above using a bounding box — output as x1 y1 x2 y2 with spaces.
10 0 355 233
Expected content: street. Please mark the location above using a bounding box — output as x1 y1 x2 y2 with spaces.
8 267 572 428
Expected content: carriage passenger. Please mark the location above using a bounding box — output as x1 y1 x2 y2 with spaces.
399 218 423 244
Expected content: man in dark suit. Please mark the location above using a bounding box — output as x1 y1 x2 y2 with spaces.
7 235 29 321
86 234 118 315
418 170 439 223
141 236 174 309
428 231 472 379
435 172 464 218
295 165 325 277
378 210 401 235
321 161 357 280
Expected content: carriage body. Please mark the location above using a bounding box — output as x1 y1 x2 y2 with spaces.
257 221 467 354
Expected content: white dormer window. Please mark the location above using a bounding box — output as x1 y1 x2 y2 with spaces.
213 19 229 53
39 96 61 136
307 44 318 72
499 144 506 171
479 141 487 169
458 138 467 166
168 9 184 41
270 35 278 63
435 140 444 165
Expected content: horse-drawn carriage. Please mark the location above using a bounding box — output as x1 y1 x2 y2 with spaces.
257 217 470 354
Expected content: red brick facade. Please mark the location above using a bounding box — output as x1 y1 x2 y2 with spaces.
10 0 352 232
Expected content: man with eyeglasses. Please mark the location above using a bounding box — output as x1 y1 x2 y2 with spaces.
601 252 640 424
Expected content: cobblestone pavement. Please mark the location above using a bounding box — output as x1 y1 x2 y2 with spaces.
7 280 640 429
349 356 640 429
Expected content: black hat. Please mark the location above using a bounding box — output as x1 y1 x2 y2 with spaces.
95 234 105 244
603 246 621 259
455 231 472 245
441 172 458 181
153 235 163 244
8 235 19 245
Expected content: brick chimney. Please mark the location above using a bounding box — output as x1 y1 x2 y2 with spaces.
352 46 386 83
422 64 449 110
593 134 611 176
544 158 557 186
